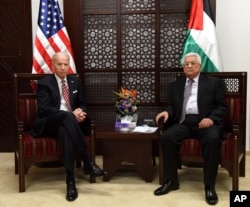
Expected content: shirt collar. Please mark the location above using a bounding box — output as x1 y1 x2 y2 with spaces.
54 74 67 84
186 74 199 83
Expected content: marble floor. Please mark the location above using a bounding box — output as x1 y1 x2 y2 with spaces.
0 153 249 207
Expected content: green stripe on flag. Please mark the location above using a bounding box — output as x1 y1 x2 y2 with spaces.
182 32 219 72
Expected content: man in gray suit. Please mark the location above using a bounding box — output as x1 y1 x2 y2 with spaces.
154 53 226 205
31 52 107 201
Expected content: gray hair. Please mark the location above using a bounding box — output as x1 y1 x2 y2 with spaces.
52 52 70 62
181 52 202 65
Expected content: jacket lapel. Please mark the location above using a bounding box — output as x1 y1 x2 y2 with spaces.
197 74 205 101
50 75 60 102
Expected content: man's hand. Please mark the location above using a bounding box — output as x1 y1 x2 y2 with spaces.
73 108 87 122
155 111 169 124
198 118 214 129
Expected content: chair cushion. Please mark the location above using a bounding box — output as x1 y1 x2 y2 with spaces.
180 132 234 161
22 132 91 158
22 132 61 158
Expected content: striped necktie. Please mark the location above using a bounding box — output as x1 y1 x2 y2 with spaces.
61 79 72 111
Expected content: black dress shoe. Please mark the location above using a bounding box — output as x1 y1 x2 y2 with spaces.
66 182 78 202
154 179 179 196
205 185 218 205
83 162 107 177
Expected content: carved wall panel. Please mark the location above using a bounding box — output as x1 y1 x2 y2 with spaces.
121 14 156 69
83 15 117 69
160 14 188 68
0 0 32 152
64 0 216 126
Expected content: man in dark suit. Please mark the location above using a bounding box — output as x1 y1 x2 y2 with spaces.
31 52 107 202
153 53 226 205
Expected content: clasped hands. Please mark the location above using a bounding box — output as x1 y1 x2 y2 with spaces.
155 111 214 128
73 108 87 122
198 118 214 129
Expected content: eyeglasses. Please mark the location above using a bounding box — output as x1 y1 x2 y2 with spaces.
183 62 200 67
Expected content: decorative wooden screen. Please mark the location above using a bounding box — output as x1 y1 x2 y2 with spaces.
80 0 190 125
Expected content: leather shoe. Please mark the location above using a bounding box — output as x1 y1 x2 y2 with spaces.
205 185 218 205
154 179 179 196
83 162 107 177
66 182 78 202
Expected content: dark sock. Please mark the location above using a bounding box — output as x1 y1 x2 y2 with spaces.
81 152 92 166
66 169 75 184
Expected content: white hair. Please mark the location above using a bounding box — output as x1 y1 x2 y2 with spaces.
181 53 202 65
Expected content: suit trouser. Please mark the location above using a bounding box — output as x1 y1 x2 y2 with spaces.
38 111 91 171
161 115 222 186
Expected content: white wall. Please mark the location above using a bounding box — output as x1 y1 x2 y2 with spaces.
31 0 250 150
216 0 250 150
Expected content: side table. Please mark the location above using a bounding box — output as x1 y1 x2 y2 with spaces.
95 125 160 182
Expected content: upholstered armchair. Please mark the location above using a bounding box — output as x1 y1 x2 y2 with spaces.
158 72 247 191
13 73 96 192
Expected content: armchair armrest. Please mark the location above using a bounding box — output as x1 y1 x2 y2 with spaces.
16 115 25 156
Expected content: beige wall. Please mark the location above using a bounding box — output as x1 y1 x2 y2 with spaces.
217 0 250 150
31 0 250 150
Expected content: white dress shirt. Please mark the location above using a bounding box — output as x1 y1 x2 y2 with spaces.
185 76 199 115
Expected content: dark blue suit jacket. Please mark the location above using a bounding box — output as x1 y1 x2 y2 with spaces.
32 74 87 136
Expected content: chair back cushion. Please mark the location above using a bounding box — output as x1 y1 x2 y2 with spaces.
19 96 37 131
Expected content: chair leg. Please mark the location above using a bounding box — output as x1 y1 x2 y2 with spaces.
15 152 18 174
90 126 96 183
18 137 25 192
152 140 158 166
239 155 246 177
19 157 25 192
232 136 239 191
158 139 164 185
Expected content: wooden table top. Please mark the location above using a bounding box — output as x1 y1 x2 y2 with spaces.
95 124 159 140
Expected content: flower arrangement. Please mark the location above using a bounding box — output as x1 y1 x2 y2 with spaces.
114 87 139 117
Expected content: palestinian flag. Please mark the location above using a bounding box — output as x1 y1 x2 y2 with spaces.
182 0 223 72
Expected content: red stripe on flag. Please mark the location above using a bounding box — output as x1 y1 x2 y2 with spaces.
47 37 61 53
32 58 44 74
34 37 53 72
188 0 203 30
57 30 74 56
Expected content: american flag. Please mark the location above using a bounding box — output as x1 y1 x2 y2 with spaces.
32 0 76 74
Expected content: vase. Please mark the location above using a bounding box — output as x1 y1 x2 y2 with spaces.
116 114 138 131
120 115 134 123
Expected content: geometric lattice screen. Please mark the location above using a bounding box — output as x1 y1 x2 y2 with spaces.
82 0 190 106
